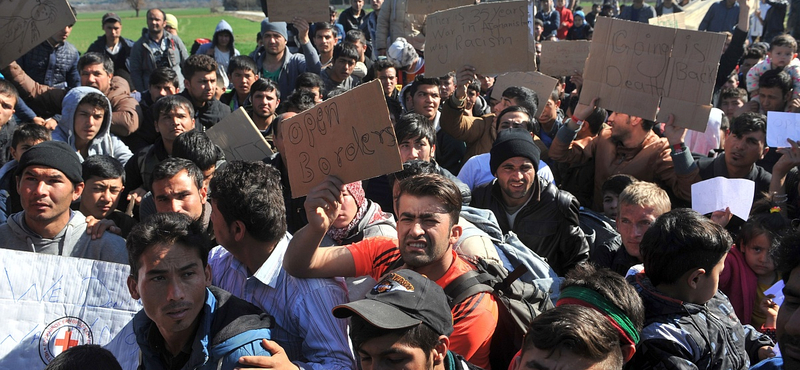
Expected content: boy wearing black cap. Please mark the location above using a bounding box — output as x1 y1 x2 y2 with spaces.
86 12 134 87
0 141 127 264
333 269 485 370
470 128 589 276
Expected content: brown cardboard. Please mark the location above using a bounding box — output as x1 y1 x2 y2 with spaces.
407 0 474 15
0 0 76 68
539 40 591 77
425 1 534 77
283 80 402 198
491 72 558 118
206 107 274 162
266 0 329 23
648 12 687 28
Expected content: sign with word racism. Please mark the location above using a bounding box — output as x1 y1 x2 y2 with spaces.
648 12 687 28
0 0 76 67
0 249 142 370
581 17 725 130
283 80 402 198
266 0 329 23
539 40 591 77
408 0 475 15
491 72 558 118
767 112 800 147
425 1 535 77
207 107 274 162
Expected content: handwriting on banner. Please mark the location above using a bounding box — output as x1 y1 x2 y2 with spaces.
425 1 533 77
283 81 402 198
407 0 473 15
0 0 76 67
767 112 800 147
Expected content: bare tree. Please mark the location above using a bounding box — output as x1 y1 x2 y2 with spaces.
129 0 146 17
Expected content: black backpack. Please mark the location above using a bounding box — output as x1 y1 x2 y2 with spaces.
443 259 554 370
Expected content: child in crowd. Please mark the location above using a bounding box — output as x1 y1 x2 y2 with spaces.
628 208 774 368
746 34 800 98
601 174 636 220
197 20 240 89
567 11 593 40
0 123 50 223
720 200 789 334
220 56 258 111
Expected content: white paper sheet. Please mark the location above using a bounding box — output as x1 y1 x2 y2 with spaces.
767 111 800 147
691 177 755 221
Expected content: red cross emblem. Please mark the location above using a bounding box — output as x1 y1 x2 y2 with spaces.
54 329 79 353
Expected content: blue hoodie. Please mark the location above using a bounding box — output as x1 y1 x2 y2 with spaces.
53 87 133 165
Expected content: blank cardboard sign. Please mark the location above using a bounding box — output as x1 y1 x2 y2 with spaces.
648 12 687 29
491 72 558 118
283 80 402 198
539 40 591 77
267 0 329 23
425 1 535 77
0 0 76 68
206 108 274 162
407 0 474 15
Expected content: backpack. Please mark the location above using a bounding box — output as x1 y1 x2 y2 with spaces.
444 258 554 370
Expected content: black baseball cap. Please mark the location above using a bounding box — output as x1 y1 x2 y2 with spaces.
333 269 454 336
102 12 121 24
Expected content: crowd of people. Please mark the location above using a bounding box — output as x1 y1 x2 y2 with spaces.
3 0 800 369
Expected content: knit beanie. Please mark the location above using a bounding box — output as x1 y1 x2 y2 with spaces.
16 141 83 183
165 13 179 31
490 128 541 175
261 19 288 40
387 37 418 69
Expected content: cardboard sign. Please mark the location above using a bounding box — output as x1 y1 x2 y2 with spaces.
266 0 329 23
206 107 274 162
0 249 141 370
0 0 76 68
691 177 755 221
648 12 687 28
408 0 474 15
425 1 536 77
491 72 558 118
767 112 800 147
581 17 725 129
539 40 591 77
283 80 402 198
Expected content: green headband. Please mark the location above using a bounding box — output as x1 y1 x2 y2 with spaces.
558 286 640 344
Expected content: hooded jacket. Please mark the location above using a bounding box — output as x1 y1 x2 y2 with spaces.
134 286 273 370
0 210 128 264
626 272 773 370
53 86 133 165
197 20 240 88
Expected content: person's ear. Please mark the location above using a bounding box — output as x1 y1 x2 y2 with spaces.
127 275 141 300
450 223 463 244
762 145 769 159
199 184 208 204
233 220 247 242
432 335 450 366
687 268 706 289
204 263 212 287
620 343 636 363
555 99 561 107
430 144 436 158
73 181 85 201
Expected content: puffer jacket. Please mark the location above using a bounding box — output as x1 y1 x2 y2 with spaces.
16 40 80 88
376 0 427 51
52 86 133 165
626 272 773 370
134 286 273 370
470 177 589 276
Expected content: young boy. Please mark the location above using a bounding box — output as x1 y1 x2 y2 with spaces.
627 208 774 368
320 43 360 96
746 34 800 98
78 155 137 238
718 87 748 122
0 123 51 223
220 55 258 111
601 173 637 220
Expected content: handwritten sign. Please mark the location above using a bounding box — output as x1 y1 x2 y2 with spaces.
0 0 77 68
206 107 274 162
491 72 558 118
767 112 800 147
283 80 402 198
581 17 725 128
408 0 474 15
266 0 329 23
0 249 141 370
539 40 591 77
425 1 535 78
648 12 687 28
691 177 755 221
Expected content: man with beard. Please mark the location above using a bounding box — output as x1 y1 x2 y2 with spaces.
248 78 280 149
283 173 498 369
549 98 694 211
254 19 319 99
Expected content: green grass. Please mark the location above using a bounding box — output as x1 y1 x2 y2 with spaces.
70 8 263 56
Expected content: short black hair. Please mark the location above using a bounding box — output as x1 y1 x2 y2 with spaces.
640 208 732 286
172 130 220 173
585 107 608 136
501 86 539 117
718 87 748 104
374 59 396 73
126 212 210 278
776 229 800 283
350 315 440 359
251 78 281 100
408 75 441 100
227 55 258 76
11 123 51 148
496 106 537 134
759 69 793 97
388 159 439 185
601 174 636 195
284 90 317 113
151 157 204 191
0 79 19 101
313 22 338 37
295 72 325 91
78 52 114 76
561 263 645 332
345 29 367 45
44 344 122 370
209 161 287 243
149 66 180 88
77 93 110 120
333 43 359 63
730 112 767 137
182 54 217 81
742 47 766 61
82 155 124 182
395 113 435 145
152 94 195 121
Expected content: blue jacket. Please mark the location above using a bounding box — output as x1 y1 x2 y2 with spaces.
134 286 273 370
253 41 321 99
535 10 560 39
699 0 740 32
16 40 80 89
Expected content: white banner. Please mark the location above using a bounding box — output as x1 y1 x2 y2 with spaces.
0 249 141 369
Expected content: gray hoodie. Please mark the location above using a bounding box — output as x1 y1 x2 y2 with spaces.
53 86 133 166
0 210 128 264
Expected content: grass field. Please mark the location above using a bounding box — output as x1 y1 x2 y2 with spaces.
70 8 263 56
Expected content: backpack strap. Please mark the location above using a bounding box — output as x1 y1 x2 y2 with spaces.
443 269 495 307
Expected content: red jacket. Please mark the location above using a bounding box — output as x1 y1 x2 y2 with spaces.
556 6 574 39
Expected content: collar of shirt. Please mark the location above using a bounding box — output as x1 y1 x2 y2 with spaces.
230 233 292 289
